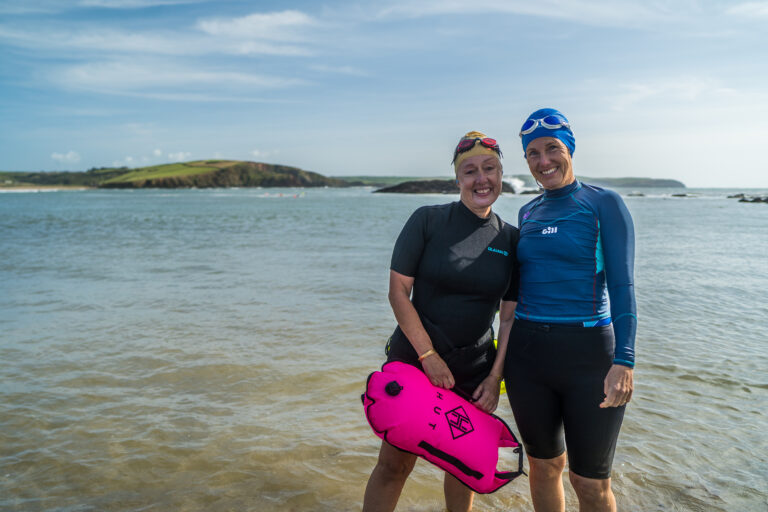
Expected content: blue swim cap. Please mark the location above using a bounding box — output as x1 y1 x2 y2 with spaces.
520 108 575 155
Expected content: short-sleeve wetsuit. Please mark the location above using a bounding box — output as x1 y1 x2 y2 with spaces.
503 180 637 479
386 201 519 395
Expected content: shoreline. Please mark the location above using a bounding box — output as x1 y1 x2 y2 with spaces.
0 185 94 192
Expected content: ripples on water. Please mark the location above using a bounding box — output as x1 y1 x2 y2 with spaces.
1 188 766 511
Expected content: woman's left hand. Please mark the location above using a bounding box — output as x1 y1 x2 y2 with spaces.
600 364 634 408
472 374 502 413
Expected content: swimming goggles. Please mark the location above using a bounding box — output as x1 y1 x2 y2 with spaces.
452 137 502 163
519 115 570 137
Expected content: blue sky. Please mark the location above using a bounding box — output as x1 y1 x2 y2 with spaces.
1 0 767 187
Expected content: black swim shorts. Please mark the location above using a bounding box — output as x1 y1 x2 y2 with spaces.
503 319 625 479
385 316 495 399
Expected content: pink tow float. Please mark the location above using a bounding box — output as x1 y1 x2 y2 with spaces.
362 361 525 494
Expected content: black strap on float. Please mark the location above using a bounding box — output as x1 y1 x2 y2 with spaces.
494 446 527 480
417 441 484 480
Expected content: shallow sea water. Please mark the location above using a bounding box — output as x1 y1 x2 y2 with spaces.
1 187 767 511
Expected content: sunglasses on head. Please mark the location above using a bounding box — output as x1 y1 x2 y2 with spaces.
452 137 502 164
519 115 570 137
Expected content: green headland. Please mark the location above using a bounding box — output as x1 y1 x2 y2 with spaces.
0 160 684 190
0 160 356 189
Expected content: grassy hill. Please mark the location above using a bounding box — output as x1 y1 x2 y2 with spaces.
0 167 131 188
100 160 355 188
1 160 355 189
102 161 233 184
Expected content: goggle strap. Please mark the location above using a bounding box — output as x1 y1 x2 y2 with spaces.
519 116 570 137
452 137 502 164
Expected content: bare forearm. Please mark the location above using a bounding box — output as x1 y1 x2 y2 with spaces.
388 285 432 355
490 301 517 377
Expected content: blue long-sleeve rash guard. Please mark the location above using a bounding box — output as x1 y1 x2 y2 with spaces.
516 180 637 367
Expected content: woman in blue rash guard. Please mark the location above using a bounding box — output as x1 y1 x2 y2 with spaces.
503 108 637 512
362 132 519 512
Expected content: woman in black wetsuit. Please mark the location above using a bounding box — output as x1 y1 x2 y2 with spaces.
362 132 520 512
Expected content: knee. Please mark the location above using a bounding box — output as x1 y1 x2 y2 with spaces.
569 472 611 502
374 454 415 482
529 454 566 480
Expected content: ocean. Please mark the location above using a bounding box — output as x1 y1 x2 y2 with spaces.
1 186 766 511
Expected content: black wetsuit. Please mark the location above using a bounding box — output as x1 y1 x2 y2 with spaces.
385 201 519 396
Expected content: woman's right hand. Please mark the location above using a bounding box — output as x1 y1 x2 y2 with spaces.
421 354 455 389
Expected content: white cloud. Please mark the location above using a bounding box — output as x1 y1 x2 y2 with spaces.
251 149 272 159
310 64 368 76
376 0 667 27
726 2 768 17
0 24 311 57
195 10 318 55
167 151 191 162
79 0 206 8
197 10 315 41
0 0 204 14
53 60 307 100
605 76 737 111
113 150 168 167
0 1 57 14
112 156 135 167
251 149 280 160
51 150 81 163
228 41 311 56
121 123 156 136
568 75 768 187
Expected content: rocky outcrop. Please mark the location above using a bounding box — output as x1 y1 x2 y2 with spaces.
373 179 516 194
726 193 768 203
738 196 768 203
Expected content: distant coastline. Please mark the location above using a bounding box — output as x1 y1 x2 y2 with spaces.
2 160 683 190
366 175 685 193
372 179 517 194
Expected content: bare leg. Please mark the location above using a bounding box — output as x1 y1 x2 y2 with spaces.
362 441 417 512
528 454 567 512
444 472 474 512
569 472 616 512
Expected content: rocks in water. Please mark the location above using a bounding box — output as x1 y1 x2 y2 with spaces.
627 192 645 197
738 196 768 203
671 193 689 197
374 180 516 194
727 192 768 203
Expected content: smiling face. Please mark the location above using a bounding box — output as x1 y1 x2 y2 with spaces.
456 154 502 218
524 136 575 190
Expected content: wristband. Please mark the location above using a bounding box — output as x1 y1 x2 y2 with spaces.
418 348 437 361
